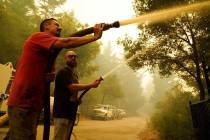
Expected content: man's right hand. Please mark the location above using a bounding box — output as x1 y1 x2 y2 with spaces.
45 72 56 83
93 23 105 39
91 79 102 88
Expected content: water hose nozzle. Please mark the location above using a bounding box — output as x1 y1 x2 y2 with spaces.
70 21 120 37
99 76 104 81
103 21 120 30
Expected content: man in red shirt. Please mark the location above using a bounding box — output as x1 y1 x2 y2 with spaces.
7 18 104 140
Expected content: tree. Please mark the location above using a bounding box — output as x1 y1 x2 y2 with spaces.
0 0 103 117
35 0 67 18
87 43 145 115
0 0 39 65
54 12 101 78
150 85 196 140
119 0 210 100
79 43 126 114
0 0 101 78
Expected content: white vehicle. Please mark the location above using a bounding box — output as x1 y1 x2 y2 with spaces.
0 62 15 126
114 109 126 119
0 62 15 96
91 104 114 120
90 104 126 120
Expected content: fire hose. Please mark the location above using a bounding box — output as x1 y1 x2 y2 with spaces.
42 2 210 139
67 76 103 140
43 22 119 140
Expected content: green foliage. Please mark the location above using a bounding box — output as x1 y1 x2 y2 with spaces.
0 0 38 65
54 12 101 78
78 44 146 115
79 45 126 113
0 0 108 116
83 45 145 115
150 86 196 140
0 0 100 77
149 71 176 104
36 0 67 18
120 0 210 100
75 42 101 78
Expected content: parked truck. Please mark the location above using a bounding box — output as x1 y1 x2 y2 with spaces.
0 62 15 126
90 104 126 120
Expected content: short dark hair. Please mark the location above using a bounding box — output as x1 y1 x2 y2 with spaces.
39 18 57 32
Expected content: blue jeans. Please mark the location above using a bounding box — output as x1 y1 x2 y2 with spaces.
7 107 40 140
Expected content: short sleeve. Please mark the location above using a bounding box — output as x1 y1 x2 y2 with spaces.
55 68 74 88
29 32 58 51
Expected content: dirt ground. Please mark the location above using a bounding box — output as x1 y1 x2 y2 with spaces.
0 116 147 140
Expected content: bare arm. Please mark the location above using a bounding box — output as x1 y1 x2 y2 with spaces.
53 24 104 49
67 79 101 92
54 36 98 48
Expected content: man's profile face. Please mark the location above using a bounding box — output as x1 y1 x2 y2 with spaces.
47 20 62 37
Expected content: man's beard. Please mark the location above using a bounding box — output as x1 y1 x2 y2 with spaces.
67 61 77 68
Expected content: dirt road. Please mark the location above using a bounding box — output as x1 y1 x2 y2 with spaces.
74 117 147 140
0 116 147 140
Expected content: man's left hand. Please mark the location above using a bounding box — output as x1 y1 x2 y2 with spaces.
45 72 56 82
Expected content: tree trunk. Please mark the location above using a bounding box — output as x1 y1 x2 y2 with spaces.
196 76 206 100
189 27 206 100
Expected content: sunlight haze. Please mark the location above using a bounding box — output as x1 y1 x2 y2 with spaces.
63 0 138 57
63 0 154 99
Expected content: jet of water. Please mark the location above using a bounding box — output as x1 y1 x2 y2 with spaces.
101 1 210 79
102 64 122 79
101 54 138 79
120 1 210 26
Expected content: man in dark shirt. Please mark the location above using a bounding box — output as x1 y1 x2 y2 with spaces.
53 51 101 140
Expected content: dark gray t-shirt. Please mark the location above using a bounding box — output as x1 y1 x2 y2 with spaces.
53 66 79 119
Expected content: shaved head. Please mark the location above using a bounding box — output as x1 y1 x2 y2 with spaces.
65 51 77 59
65 51 77 67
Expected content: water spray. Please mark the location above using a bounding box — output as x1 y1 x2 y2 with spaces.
69 0 210 81
120 0 210 26
70 1 210 38
101 64 123 79
43 2 210 140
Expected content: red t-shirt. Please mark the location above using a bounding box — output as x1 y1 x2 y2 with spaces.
8 32 58 112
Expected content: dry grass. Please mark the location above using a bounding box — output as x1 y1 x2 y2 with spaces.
138 127 160 140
